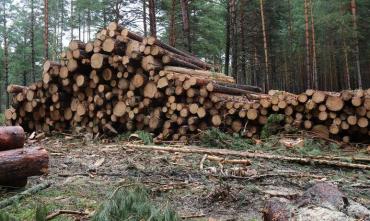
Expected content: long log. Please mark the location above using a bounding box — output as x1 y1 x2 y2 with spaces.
0 126 25 151
126 144 370 170
146 36 214 70
0 146 49 187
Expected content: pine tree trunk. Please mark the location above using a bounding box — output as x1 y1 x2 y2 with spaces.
310 0 318 89
87 7 91 41
70 0 73 40
239 0 247 84
351 0 362 88
143 0 147 36
180 0 191 52
60 0 64 53
224 0 231 76
304 0 311 89
169 0 176 46
287 0 294 92
148 0 156 37
43 0 49 60
259 0 269 91
3 0 9 109
78 11 81 40
343 39 351 89
115 0 119 23
231 0 238 81
31 0 36 82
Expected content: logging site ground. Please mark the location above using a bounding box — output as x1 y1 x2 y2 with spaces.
0 131 369 220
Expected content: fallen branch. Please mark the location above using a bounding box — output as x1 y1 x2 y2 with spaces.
0 181 52 209
126 144 370 170
46 210 88 220
207 155 251 165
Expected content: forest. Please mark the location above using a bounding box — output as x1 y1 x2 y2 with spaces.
1 0 370 113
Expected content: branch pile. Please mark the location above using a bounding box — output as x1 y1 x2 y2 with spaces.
4 22 370 143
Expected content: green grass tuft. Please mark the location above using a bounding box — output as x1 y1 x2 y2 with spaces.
92 186 179 221
200 128 253 150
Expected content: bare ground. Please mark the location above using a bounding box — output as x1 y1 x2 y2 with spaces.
0 134 369 221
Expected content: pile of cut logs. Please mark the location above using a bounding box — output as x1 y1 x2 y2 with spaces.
0 126 48 188
4 22 370 143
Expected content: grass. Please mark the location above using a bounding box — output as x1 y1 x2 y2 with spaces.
0 113 4 126
114 130 153 145
0 177 110 221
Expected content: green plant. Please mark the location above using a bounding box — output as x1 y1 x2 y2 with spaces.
260 114 285 139
135 131 153 145
0 212 17 221
92 186 179 221
200 128 253 150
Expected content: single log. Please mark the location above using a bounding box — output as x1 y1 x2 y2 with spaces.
0 126 25 151
0 146 49 187
127 144 370 170
69 40 85 51
91 53 108 69
164 66 234 83
145 36 213 70
7 85 28 94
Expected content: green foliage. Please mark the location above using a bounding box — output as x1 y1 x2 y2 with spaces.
92 186 179 221
296 138 340 156
260 114 285 139
0 212 17 221
200 128 253 150
135 131 153 145
34 205 48 221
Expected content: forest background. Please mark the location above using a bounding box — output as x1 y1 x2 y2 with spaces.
0 0 369 111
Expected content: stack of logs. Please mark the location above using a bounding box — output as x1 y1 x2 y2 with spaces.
0 126 49 188
4 21 370 143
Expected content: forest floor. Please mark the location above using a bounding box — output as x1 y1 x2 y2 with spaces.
0 132 369 221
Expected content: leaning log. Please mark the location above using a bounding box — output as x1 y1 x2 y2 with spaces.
0 146 49 187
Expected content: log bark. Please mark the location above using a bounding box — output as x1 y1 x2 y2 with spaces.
0 126 25 151
0 146 49 187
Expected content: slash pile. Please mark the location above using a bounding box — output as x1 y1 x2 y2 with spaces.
4 22 370 143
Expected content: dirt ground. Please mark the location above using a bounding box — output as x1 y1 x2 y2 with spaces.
0 134 369 221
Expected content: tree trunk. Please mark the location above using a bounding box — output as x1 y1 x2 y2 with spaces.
350 0 362 88
70 0 73 40
304 0 311 89
87 7 91 41
148 0 156 37
224 0 231 76
310 0 318 89
31 0 36 82
231 0 238 80
169 0 176 46
142 0 147 36
260 0 269 91
60 0 64 53
2 0 8 109
0 147 49 187
115 0 119 23
43 0 49 60
180 0 191 52
239 0 247 84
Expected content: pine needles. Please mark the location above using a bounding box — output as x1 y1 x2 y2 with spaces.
200 128 253 150
92 186 179 221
